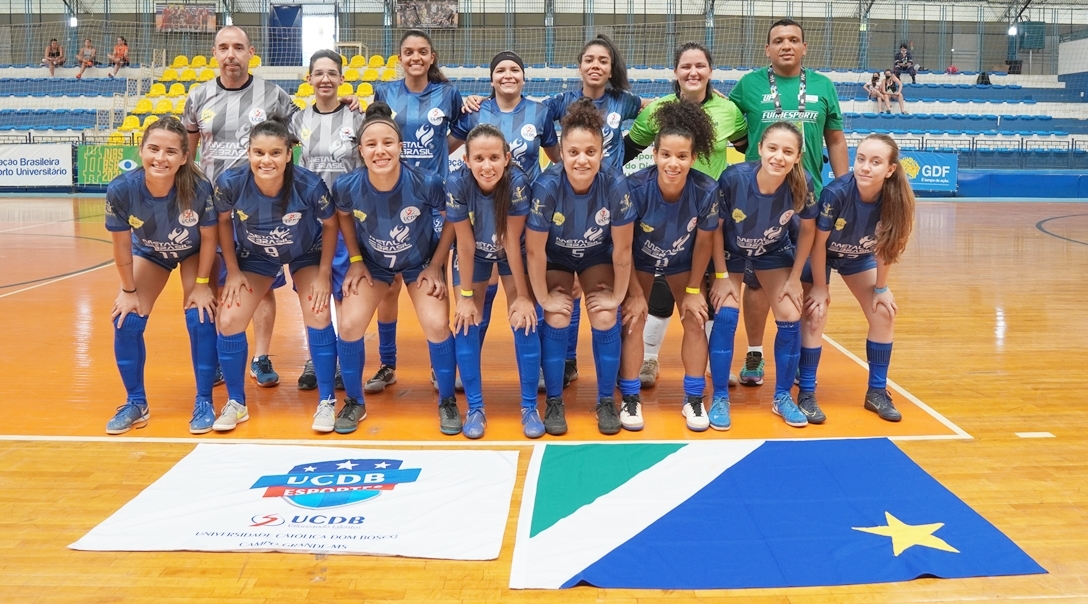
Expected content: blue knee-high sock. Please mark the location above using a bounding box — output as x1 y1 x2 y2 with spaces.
799 347 822 393
867 340 893 389
307 325 338 400
709 307 739 398
478 283 499 347
566 298 581 360
428 336 457 400
591 323 621 401
377 321 397 367
774 321 801 396
455 325 484 410
619 378 640 397
540 322 567 398
184 308 217 400
217 331 249 405
512 327 541 408
114 314 148 404
337 336 364 400
684 375 706 397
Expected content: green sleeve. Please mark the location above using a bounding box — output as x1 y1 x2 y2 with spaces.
728 101 748 142
823 79 844 131
627 96 666 147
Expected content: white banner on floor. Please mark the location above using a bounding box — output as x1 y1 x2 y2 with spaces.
0 144 72 186
70 444 518 560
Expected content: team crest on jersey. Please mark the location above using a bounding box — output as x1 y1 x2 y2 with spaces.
178 209 199 227
552 212 565 226
512 186 526 204
282 212 302 226
860 235 877 250
299 127 312 142
779 210 795 225
584 227 604 242
834 218 847 231
427 107 445 126
400 206 421 224
521 124 537 140
468 211 475 225
390 225 410 243
806 191 816 207
236 209 249 222
821 202 834 218
168 227 190 245
606 112 621 129
353 209 368 222
619 193 632 214
339 126 355 142
595 208 611 226
200 108 216 123
248 107 267 125
687 217 699 232
128 215 144 229
640 222 654 233
732 208 746 223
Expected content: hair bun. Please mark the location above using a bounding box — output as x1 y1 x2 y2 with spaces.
365 102 394 119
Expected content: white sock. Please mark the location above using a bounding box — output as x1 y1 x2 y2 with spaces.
642 315 670 360
704 319 714 340
748 345 763 355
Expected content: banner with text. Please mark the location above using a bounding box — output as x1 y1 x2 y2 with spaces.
823 149 958 192
70 444 518 560
0 144 72 187
77 145 141 185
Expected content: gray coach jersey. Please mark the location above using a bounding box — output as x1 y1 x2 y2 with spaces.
182 76 297 181
290 104 364 190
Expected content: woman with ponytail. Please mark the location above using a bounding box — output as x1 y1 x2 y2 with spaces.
447 124 540 438
709 121 818 430
799 134 915 423
212 115 339 433
104 116 219 435
618 99 720 432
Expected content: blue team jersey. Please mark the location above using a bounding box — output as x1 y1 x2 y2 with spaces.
451 97 557 182
544 89 642 173
105 168 216 262
717 161 818 259
445 166 532 263
627 166 720 274
374 80 463 180
332 162 446 272
526 164 635 262
817 173 882 260
213 165 333 265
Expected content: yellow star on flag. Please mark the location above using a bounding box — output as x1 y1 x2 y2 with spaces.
853 512 960 557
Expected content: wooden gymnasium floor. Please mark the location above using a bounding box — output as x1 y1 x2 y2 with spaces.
0 197 1086 602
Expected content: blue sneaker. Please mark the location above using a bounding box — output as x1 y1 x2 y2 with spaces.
189 397 216 434
106 401 149 435
250 355 279 387
772 392 808 427
213 364 224 387
463 408 486 439
521 406 545 439
709 395 731 431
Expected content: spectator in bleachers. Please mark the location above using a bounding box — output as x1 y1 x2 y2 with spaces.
883 69 907 114
107 37 129 79
893 44 917 84
41 39 65 77
75 39 97 80
864 72 889 114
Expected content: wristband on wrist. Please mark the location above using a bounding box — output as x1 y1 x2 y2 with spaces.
195 277 210 284
349 255 363 263
121 287 136 294
714 272 727 279
874 285 889 294
461 289 474 298
685 287 701 295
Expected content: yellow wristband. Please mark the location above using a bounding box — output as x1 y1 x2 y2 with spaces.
685 287 701 295
349 255 363 263
461 289 474 298
715 272 727 279
195 277 210 284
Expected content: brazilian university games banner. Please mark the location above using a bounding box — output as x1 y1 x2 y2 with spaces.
511 439 1043 589
71 444 518 560
77 145 140 185
0 144 72 187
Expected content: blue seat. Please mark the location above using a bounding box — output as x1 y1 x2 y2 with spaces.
1037 115 1053 121
924 83 940 89
915 114 931 120
1019 115 1037 121
950 114 967 121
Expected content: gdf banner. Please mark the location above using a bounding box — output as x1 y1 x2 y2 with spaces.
77 145 140 185
0 144 72 187
823 149 958 192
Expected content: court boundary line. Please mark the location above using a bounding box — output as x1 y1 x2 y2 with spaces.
0 264 112 299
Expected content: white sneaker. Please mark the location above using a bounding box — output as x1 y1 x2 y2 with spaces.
312 397 336 433
639 358 659 388
682 395 710 432
213 399 249 432
619 395 644 431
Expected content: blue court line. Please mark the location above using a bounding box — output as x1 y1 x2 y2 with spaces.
1035 214 1088 247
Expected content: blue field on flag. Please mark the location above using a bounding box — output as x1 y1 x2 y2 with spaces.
510 438 1045 590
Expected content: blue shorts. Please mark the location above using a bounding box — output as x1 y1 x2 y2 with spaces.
330 237 348 302
134 247 197 271
634 251 695 277
451 253 513 287
219 250 287 289
801 255 878 284
235 247 322 280
547 247 612 274
725 247 794 275
364 257 434 286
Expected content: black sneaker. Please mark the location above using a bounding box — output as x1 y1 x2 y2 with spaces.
297 359 317 391
334 363 344 391
544 396 567 435
563 359 578 388
438 396 463 435
596 396 621 435
797 391 826 424
864 388 902 422
213 363 224 387
334 397 366 434
364 364 397 394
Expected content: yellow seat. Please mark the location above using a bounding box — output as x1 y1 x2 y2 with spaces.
148 83 167 97
189 82 202 93
142 115 159 128
197 69 215 82
166 83 186 97
172 99 185 114
209 56 218 68
348 55 366 69
296 82 314 97
368 55 385 68
119 115 141 132
292 97 307 111
380 68 397 81
134 99 153 114
358 98 368 111
343 68 360 82
336 83 354 97
249 55 261 68
171 55 189 68
361 68 379 82
153 99 174 115
107 132 125 145
356 82 373 97
178 68 197 82
161 68 178 82
190 55 208 68
387 54 399 66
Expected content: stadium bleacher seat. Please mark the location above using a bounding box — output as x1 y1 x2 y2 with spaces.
209 57 218 68
296 82 314 96
197 69 214 82
337 83 354 96
142 115 159 128
249 56 261 68
348 55 366 69
293 98 307 111
189 82 202 93
108 132 125 145
172 99 185 114
161 69 178 82
153 99 174 114
380 68 397 82
148 83 167 97
387 55 399 66
369 55 385 68
134 99 153 114
357 82 373 97
166 83 186 97
179 68 197 82
172 55 189 68
191 55 208 69
344 68 360 82
362 68 379 82
119 115 140 132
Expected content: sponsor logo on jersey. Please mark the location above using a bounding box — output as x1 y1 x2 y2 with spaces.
235 209 249 222
670 233 691 251
619 193 632 214
339 126 355 142
687 216 699 232
606 112 621 129
248 107 267 125
531 198 545 216
200 108 216 124
521 124 538 140
282 212 302 226
427 107 445 126
179 209 199 227
510 138 528 162
299 127 312 142
246 225 294 247
468 211 475 226
779 210 795 225
551 211 565 226
512 186 527 205
834 218 847 231
390 225 410 243
584 227 604 242
128 215 144 229
400 206 421 224
595 208 611 226
353 209 367 222
732 208 746 223
821 202 834 219
168 227 190 245
640 222 655 233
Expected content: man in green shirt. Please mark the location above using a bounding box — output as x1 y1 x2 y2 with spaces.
727 18 850 397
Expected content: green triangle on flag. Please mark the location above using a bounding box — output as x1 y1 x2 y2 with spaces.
529 443 686 537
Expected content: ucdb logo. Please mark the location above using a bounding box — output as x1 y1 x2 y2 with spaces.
250 458 421 509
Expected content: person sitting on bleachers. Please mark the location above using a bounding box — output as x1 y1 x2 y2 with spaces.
42 39 65 77
108 37 129 79
75 39 97 80
883 69 907 114
893 44 917 84
864 72 889 114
